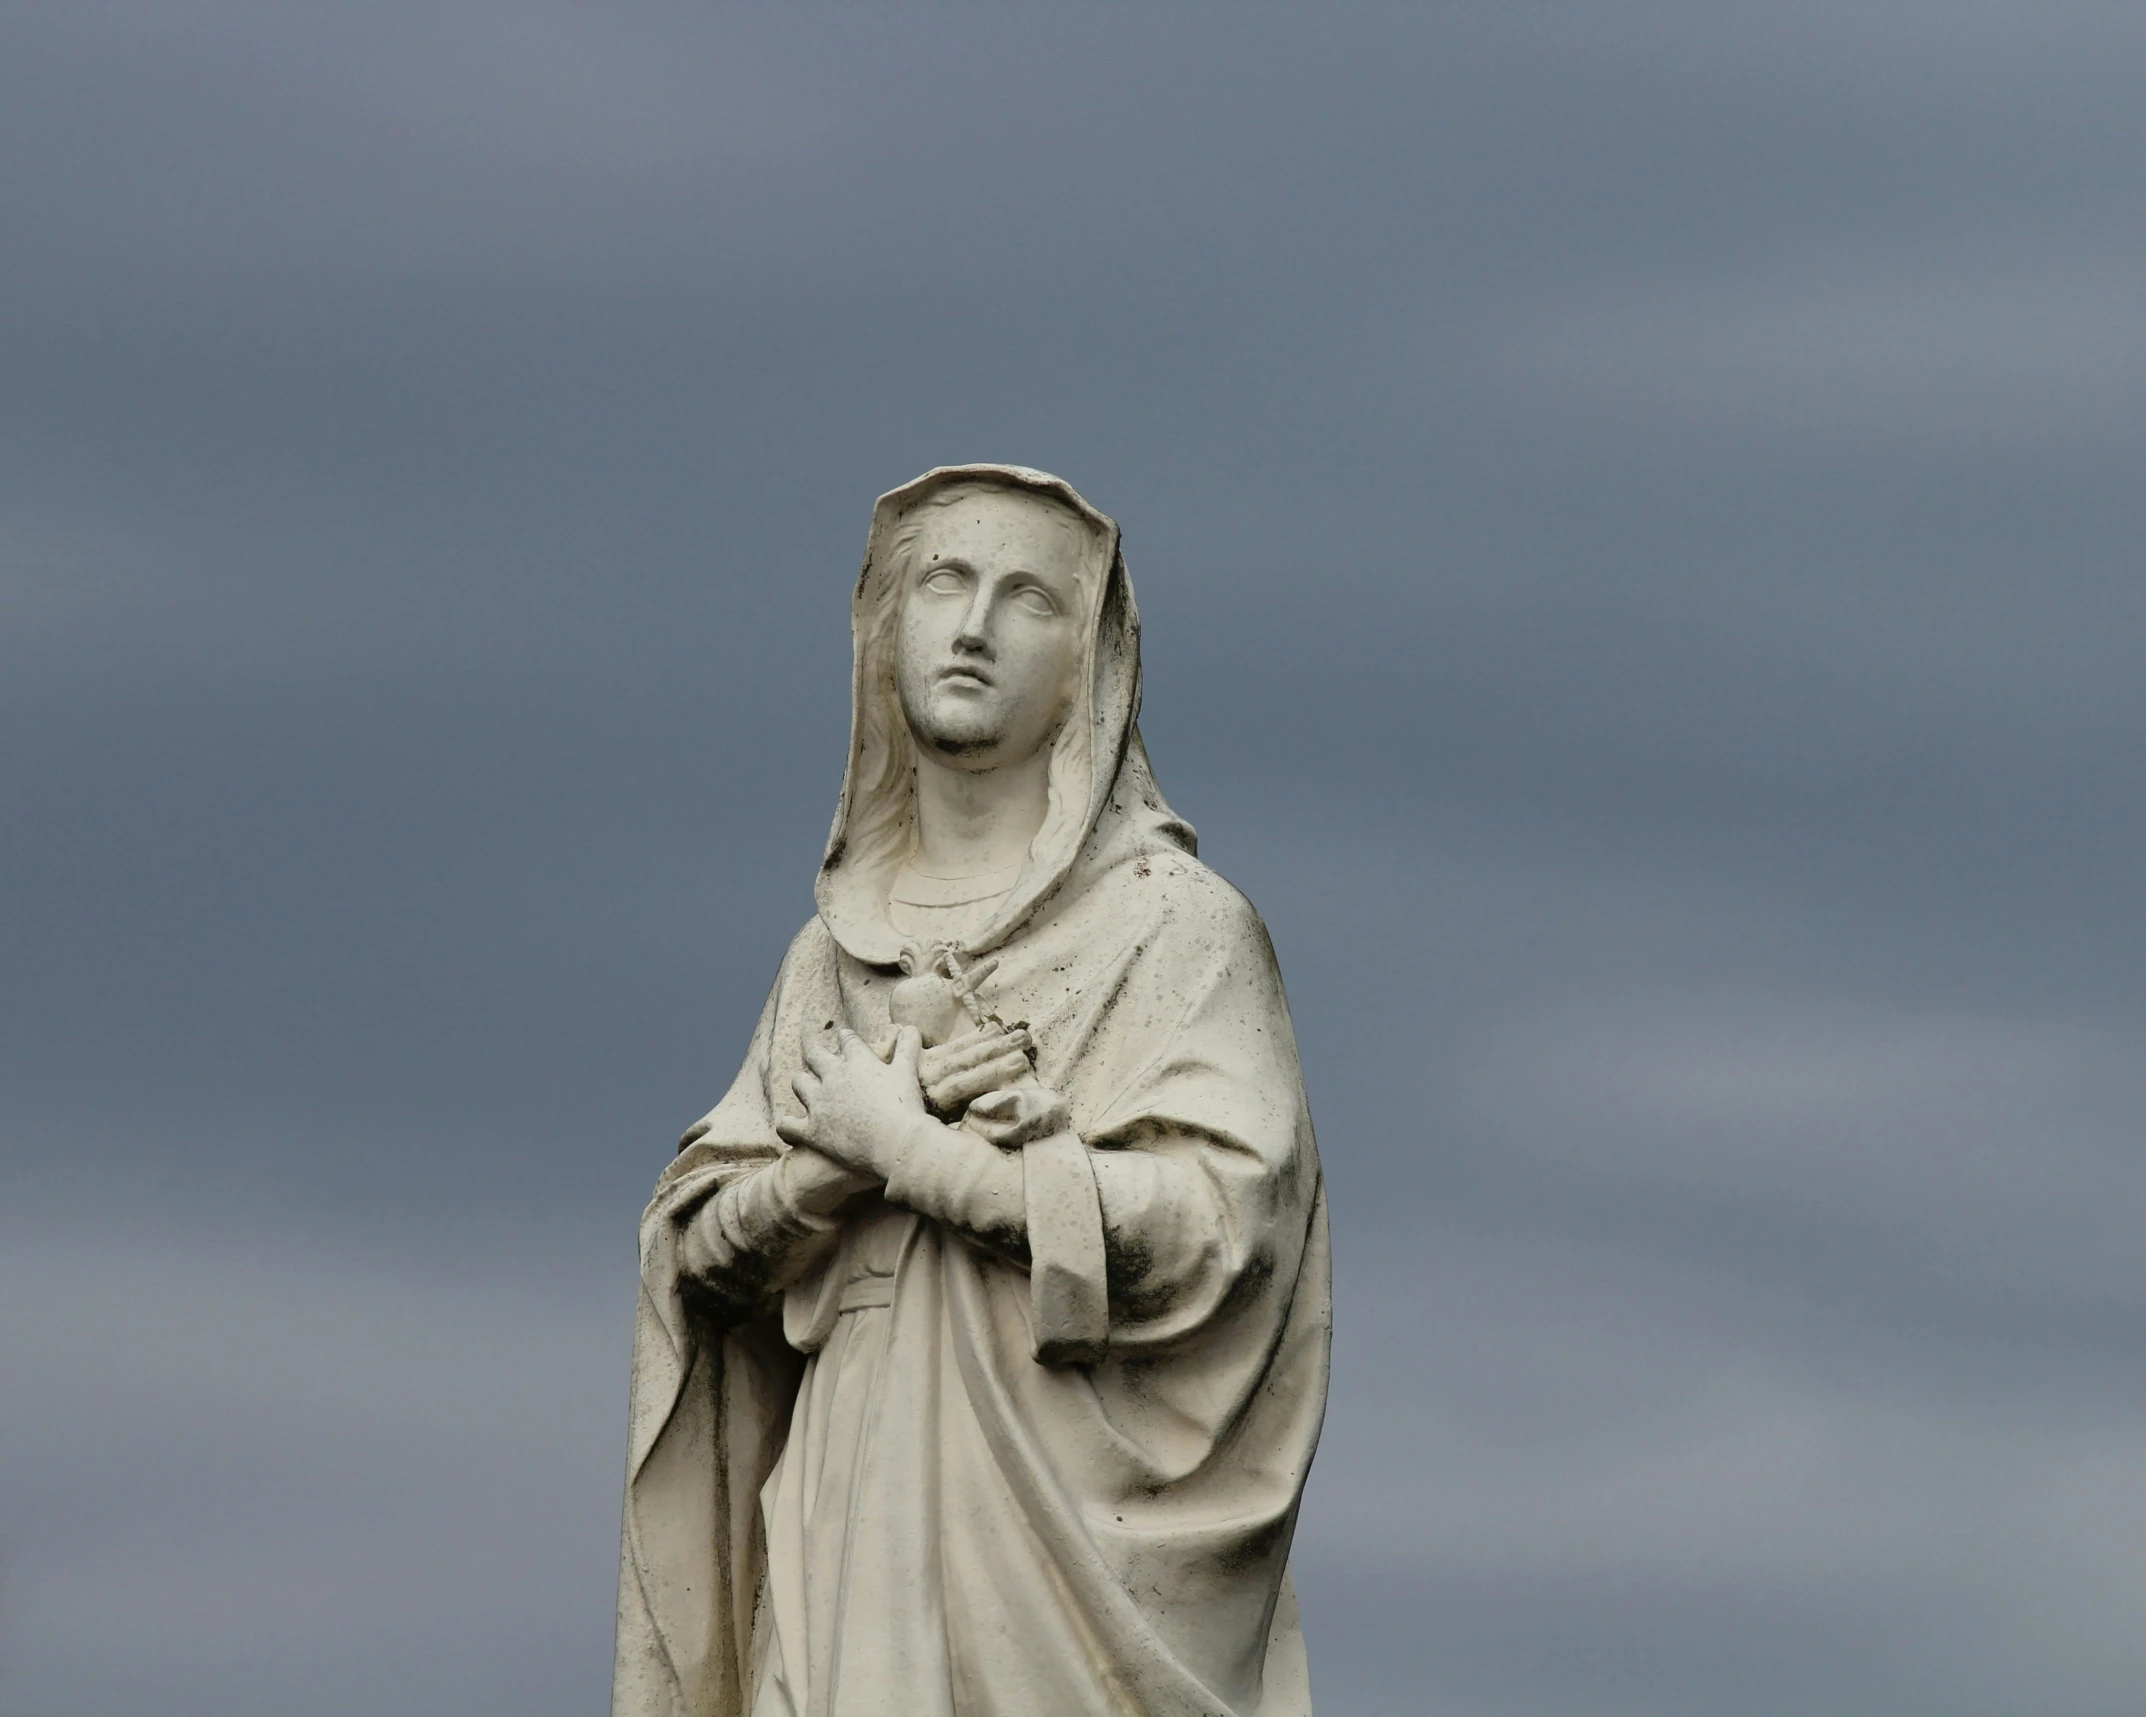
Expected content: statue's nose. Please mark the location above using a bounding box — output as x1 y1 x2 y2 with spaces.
956 588 994 650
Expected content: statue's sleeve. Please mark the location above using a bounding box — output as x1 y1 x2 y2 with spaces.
620 939 823 1717
1078 889 1319 1355
656 941 843 1322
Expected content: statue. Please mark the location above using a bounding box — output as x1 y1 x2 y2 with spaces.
612 466 1331 1716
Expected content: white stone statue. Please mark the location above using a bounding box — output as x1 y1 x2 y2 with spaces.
612 465 1331 1717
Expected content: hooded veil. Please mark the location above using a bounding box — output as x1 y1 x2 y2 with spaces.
614 466 1330 1717
814 463 1188 966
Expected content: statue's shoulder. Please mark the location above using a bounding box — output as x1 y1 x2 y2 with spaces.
1093 842 1273 950
784 913 838 964
768 914 842 1002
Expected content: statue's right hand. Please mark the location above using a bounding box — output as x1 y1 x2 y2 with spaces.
917 1024 1034 1115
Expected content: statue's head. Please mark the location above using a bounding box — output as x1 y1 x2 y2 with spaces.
886 480 1097 772
820 464 1188 962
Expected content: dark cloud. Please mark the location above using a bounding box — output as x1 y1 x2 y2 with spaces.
4 4 2144 1713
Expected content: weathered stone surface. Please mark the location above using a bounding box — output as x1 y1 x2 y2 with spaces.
613 466 1330 1716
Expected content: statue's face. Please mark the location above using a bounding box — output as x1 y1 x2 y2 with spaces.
894 490 1088 772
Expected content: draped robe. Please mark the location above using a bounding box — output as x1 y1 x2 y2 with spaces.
612 466 1330 1717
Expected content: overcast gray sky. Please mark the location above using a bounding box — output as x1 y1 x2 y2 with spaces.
4 4 2144 1713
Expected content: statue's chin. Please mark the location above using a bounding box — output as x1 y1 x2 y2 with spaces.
904 690 1060 772
909 700 1013 766
915 727 1013 770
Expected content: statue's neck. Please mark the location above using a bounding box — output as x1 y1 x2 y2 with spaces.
909 747 1050 879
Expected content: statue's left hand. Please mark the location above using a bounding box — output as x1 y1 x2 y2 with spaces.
778 1024 928 1178
916 1024 1035 1117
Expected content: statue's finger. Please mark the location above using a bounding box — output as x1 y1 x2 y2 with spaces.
791 1070 820 1108
927 1068 994 1109
927 1038 978 1081
890 1024 924 1077
938 1029 1030 1076
960 1053 1037 1097
949 1032 1011 1067
775 1114 815 1148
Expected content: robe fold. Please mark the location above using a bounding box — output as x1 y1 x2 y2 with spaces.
613 466 1330 1717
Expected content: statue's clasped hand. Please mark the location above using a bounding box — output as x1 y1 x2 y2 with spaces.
778 1023 929 1180
776 1016 1073 1175
917 1023 1035 1117
915 1021 1069 1145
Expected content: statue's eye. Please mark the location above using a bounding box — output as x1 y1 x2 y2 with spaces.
920 568 967 596
1012 586 1060 617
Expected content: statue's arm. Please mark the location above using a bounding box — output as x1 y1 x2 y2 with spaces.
1078 918 1311 1347
659 946 874 1310
770 1021 1030 1264
881 1117 1031 1264
676 1147 868 1298
773 889 1311 1358
879 1071 1295 1370
888 896 1312 1357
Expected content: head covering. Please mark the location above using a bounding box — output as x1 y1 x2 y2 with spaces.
813 463 1192 966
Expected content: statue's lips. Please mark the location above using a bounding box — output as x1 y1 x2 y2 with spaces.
936 665 995 692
